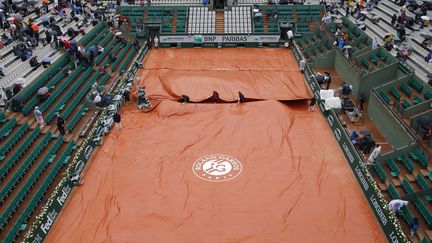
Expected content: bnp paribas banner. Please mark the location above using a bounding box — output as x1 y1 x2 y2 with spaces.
160 35 280 43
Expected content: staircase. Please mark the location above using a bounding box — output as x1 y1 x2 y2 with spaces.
172 12 178 33
263 14 269 32
309 21 317 32
216 10 224 33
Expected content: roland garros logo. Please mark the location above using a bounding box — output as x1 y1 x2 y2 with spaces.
192 154 242 182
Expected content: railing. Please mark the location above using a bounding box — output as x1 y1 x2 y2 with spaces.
292 40 408 243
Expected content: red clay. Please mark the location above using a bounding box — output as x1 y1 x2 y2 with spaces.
46 49 385 243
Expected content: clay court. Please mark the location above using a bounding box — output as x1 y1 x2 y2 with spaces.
46 49 386 242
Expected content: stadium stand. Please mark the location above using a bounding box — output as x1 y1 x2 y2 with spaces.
224 7 252 33
188 7 216 33
0 13 138 240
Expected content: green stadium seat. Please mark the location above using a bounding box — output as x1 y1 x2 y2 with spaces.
387 159 401 177
402 99 412 109
387 183 400 199
410 79 424 93
425 91 432 100
67 104 89 133
421 237 430 243
401 178 415 194
400 83 413 96
389 87 401 101
0 123 29 160
361 59 370 69
379 90 391 104
396 154 414 173
378 50 388 62
0 118 17 140
0 131 52 204
374 162 387 182
413 95 424 104
414 197 432 228
370 54 379 64
410 149 429 169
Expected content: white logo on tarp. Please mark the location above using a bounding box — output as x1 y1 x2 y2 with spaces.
193 154 242 182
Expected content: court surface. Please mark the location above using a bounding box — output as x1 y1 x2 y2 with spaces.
46 49 385 243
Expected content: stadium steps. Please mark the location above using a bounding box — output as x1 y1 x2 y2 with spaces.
216 10 224 33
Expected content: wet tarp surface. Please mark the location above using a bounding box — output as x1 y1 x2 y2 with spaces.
140 49 311 101
47 49 385 243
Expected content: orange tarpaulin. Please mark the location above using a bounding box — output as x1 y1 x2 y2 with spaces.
47 101 384 243
139 49 311 101
47 49 385 243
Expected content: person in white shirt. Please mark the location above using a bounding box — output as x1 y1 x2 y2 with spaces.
372 37 379 50
154 36 159 49
367 144 381 163
287 29 294 47
94 93 102 105
299 59 306 73
388 199 408 213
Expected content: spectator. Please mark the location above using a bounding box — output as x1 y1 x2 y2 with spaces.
109 53 117 62
42 56 52 68
94 92 102 106
34 106 45 128
0 64 5 77
367 144 381 163
123 88 130 103
308 95 317 112
56 114 65 135
30 57 41 68
409 218 419 238
299 59 306 73
98 64 106 74
287 28 294 47
359 93 366 111
154 36 159 49
372 37 379 50
391 14 397 25
388 199 408 213
113 111 121 131
426 51 432 63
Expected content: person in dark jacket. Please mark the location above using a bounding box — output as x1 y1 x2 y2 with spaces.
113 111 121 131
56 114 65 135
308 95 317 112
409 217 419 237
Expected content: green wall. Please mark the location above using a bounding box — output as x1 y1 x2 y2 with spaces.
368 91 415 148
334 51 362 100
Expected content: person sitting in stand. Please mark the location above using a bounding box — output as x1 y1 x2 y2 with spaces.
98 64 106 74
30 57 41 68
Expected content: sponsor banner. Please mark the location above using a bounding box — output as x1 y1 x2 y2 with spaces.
291 42 405 242
160 35 280 43
31 182 73 243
